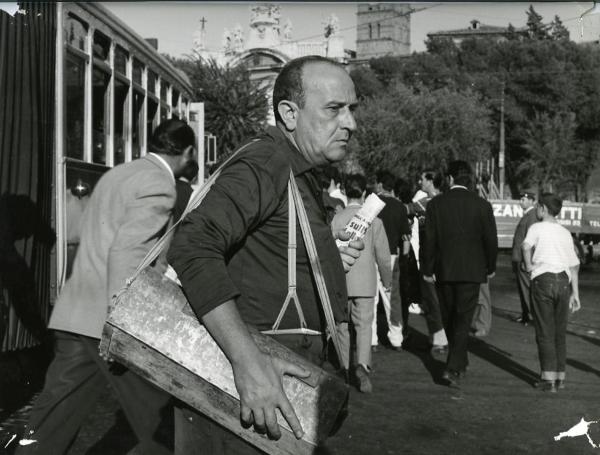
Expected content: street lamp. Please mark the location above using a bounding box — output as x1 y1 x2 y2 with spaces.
580 1 600 37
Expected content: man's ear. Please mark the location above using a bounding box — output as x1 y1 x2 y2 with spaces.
277 100 299 131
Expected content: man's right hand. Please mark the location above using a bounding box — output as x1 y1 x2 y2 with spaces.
201 300 310 441
232 351 310 440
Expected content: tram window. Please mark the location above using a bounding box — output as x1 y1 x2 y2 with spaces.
148 70 157 94
93 30 110 62
172 88 180 109
92 68 110 165
66 14 87 51
132 90 144 159
65 53 85 160
115 46 128 75
133 58 143 85
114 79 129 165
147 98 158 142
160 83 169 103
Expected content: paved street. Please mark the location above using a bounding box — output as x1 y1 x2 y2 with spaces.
2 251 600 454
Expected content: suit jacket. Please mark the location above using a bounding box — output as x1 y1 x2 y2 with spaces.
331 204 392 297
511 207 538 263
422 187 497 283
49 154 176 338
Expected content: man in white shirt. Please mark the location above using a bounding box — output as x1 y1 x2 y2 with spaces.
522 193 580 393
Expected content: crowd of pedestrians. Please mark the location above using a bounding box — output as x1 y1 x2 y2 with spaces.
325 161 581 394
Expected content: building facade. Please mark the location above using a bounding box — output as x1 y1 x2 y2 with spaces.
193 4 351 124
355 3 411 59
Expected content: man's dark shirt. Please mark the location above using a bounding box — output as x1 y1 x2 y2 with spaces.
377 195 411 254
168 126 348 331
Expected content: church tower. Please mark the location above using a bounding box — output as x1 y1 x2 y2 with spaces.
356 3 411 59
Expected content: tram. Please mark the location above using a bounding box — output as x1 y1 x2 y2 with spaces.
0 3 203 350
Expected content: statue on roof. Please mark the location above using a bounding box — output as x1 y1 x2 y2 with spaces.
282 18 293 41
232 24 245 52
222 28 232 53
324 14 340 38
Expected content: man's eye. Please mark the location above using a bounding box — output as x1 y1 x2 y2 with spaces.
328 106 340 113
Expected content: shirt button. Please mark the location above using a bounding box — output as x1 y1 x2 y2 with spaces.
336 291 343 299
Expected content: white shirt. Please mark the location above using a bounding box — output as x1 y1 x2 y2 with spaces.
149 153 175 184
329 188 347 207
523 221 579 281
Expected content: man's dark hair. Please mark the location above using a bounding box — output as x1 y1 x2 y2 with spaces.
180 159 199 182
344 173 367 199
432 171 444 190
376 170 396 192
148 119 195 156
273 55 342 124
538 192 563 217
447 160 473 188
394 177 412 203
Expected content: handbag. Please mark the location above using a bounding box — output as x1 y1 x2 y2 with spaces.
99 139 348 455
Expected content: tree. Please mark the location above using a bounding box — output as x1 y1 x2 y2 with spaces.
168 55 270 156
346 83 493 181
549 15 570 41
525 5 549 40
349 65 384 99
519 111 596 200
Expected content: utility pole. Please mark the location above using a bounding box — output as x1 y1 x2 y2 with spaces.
499 80 505 199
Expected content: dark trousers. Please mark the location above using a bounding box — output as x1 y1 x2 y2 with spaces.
16 331 172 455
174 334 327 455
531 272 570 381
419 277 444 335
513 261 532 320
399 250 420 334
437 282 480 373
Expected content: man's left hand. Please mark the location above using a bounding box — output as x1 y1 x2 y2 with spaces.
335 231 364 272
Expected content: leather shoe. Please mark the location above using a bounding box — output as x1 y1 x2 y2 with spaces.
355 365 373 393
442 369 461 388
534 380 557 393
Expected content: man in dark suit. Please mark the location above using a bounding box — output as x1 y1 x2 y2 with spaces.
422 161 497 386
511 190 538 325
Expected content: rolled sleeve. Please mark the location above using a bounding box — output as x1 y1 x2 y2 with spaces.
167 157 283 319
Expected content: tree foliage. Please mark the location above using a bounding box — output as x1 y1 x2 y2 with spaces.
346 83 493 181
352 7 600 200
168 54 269 156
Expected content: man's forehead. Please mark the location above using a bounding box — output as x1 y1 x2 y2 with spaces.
302 62 354 93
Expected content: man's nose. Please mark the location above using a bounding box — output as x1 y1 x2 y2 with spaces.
340 107 357 132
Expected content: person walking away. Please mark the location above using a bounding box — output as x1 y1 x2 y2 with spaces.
16 119 196 455
373 170 411 350
333 174 391 393
422 161 497 388
522 193 580 392
413 170 448 353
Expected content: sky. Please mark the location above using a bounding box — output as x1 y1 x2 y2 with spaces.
98 2 600 58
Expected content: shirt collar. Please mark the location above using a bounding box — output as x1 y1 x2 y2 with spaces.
149 153 175 184
450 185 468 190
264 125 317 176
524 206 534 214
